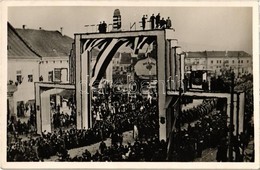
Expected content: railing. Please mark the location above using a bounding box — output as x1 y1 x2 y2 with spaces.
85 21 174 33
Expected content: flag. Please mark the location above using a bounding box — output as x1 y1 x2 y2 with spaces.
125 36 156 55
82 36 156 87
90 38 130 86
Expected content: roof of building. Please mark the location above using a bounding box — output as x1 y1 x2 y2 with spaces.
120 52 132 64
15 27 73 58
187 51 251 58
186 51 207 58
8 23 41 60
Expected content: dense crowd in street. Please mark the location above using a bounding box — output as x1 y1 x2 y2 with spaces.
67 137 167 161
91 85 159 139
52 104 77 129
7 85 160 162
7 75 254 162
7 109 36 138
169 108 229 161
177 98 218 126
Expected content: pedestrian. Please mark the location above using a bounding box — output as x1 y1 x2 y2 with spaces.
150 14 155 29
142 15 147 30
155 13 160 28
98 21 102 33
102 21 107 33
99 140 107 154
166 17 172 29
160 17 166 29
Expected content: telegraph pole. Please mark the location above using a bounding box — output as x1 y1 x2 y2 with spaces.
228 71 235 161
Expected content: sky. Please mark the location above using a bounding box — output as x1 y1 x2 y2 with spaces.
8 6 252 54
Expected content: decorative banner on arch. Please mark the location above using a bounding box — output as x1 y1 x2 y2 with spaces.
82 36 156 87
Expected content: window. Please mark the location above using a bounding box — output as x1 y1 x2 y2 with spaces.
211 60 213 64
60 60 62 63
242 68 244 73
217 60 218 64
28 75 33 82
48 71 53 82
16 70 22 84
219 60 221 64
241 60 243 64
54 68 62 82
247 60 249 63
232 60 234 64
53 61 55 63
238 60 240 63
46 61 48 64
17 75 22 84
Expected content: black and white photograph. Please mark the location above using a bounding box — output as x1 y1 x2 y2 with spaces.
0 1 259 169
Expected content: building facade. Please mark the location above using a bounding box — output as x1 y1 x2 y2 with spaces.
8 23 41 118
185 51 252 77
8 22 73 119
15 26 73 83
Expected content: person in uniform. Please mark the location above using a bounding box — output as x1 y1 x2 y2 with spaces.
150 14 155 29
155 13 160 28
142 15 147 30
166 17 172 29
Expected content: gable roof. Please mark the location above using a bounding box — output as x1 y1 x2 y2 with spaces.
15 27 73 58
8 22 41 60
187 51 251 58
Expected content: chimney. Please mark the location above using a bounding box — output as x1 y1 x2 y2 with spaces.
60 27 64 36
22 25 26 29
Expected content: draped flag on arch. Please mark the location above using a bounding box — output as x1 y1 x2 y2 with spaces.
82 36 156 86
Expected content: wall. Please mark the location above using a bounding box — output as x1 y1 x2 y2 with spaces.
8 59 40 116
40 57 69 83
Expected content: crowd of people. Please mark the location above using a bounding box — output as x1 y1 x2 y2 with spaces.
7 83 160 162
177 98 218 126
52 107 76 130
7 74 254 162
142 13 172 30
66 137 167 162
169 108 228 161
7 106 37 143
7 126 109 161
91 85 159 140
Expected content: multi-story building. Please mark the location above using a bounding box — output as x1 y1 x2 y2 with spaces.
15 25 73 83
185 51 252 77
8 22 73 119
7 23 41 118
